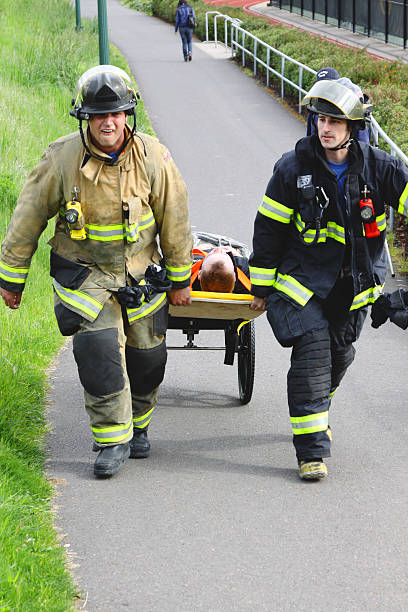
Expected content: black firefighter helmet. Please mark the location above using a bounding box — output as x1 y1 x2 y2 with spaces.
70 65 138 120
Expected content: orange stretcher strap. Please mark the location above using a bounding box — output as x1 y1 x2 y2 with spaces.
190 256 204 288
236 268 251 292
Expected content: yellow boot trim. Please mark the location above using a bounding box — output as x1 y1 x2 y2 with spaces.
298 460 327 480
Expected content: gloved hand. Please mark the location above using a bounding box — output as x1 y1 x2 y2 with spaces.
117 285 145 308
371 289 408 329
117 266 172 309
370 293 392 328
144 264 172 293
389 288 408 330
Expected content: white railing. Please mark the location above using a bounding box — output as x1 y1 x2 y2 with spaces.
205 11 408 230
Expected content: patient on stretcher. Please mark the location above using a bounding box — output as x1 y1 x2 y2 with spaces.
191 234 251 294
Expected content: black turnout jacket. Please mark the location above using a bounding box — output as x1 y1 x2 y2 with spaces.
249 135 408 311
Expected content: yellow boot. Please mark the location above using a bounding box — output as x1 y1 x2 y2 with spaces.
298 459 327 480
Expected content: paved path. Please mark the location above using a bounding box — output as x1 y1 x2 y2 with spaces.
47 2 408 610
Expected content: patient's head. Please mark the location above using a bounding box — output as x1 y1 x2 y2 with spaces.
199 247 236 292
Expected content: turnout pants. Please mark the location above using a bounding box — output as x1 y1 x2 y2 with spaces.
71 294 168 447
266 278 367 460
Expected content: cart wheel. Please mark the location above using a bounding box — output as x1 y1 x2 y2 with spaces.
237 320 255 404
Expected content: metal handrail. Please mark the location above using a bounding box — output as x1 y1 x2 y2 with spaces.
204 11 242 49
205 11 408 232
205 11 408 170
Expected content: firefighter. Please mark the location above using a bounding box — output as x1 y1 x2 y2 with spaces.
0 65 193 478
249 78 408 480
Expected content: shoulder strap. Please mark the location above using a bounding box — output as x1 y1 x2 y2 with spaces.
236 267 251 291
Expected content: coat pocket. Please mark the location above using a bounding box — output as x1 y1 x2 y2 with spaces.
127 196 143 225
50 251 91 290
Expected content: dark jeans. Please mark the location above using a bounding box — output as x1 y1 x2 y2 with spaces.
179 26 193 58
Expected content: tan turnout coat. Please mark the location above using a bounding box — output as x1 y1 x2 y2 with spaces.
0 127 193 322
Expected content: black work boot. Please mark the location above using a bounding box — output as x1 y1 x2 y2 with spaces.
94 443 130 478
129 428 150 458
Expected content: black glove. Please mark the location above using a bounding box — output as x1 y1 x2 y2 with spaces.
370 293 392 328
371 289 408 330
144 264 172 293
117 266 172 309
117 285 145 308
389 289 408 330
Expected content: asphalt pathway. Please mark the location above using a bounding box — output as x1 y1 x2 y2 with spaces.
47 2 408 610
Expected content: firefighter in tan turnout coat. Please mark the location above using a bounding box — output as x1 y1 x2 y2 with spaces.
0 65 193 478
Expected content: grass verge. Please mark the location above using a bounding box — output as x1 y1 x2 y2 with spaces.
0 0 153 609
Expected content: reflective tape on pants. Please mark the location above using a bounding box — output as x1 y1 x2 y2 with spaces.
291 411 329 435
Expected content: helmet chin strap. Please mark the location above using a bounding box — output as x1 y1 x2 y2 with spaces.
78 109 145 164
328 126 353 151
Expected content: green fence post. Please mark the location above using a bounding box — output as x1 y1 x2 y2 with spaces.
98 0 110 64
75 0 82 30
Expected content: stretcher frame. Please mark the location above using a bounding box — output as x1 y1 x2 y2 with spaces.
167 232 263 404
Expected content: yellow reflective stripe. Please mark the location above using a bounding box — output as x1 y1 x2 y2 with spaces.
294 214 345 244
398 182 408 216
92 418 133 443
376 213 386 232
249 266 277 286
326 221 345 243
259 195 293 223
291 411 328 435
166 263 191 282
139 212 155 230
133 406 155 429
0 261 29 284
275 273 313 307
127 292 166 323
350 284 383 310
53 279 103 319
85 214 156 242
85 223 124 241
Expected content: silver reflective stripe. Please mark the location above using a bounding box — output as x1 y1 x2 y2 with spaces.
139 212 155 230
53 279 103 319
275 273 313 306
0 261 29 283
376 214 386 232
249 266 276 286
85 224 124 241
326 222 345 242
165 265 191 281
350 285 383 310
127 291 166 323
92 418 133 443
291 411 328 434
295 215 345 244
133 407 155 429
125 224 139 242
259 195 293 223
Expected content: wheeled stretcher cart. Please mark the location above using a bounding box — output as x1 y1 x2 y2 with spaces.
167 232 263 404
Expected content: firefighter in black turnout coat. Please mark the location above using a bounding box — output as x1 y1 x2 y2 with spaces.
249 78 408 480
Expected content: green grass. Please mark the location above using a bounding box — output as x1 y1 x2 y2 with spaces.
0 0 154 609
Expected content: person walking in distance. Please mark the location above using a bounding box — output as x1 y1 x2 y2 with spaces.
0 65 193 479
175 0 196 62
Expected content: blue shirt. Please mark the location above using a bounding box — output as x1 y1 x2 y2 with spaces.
327 159 349 208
